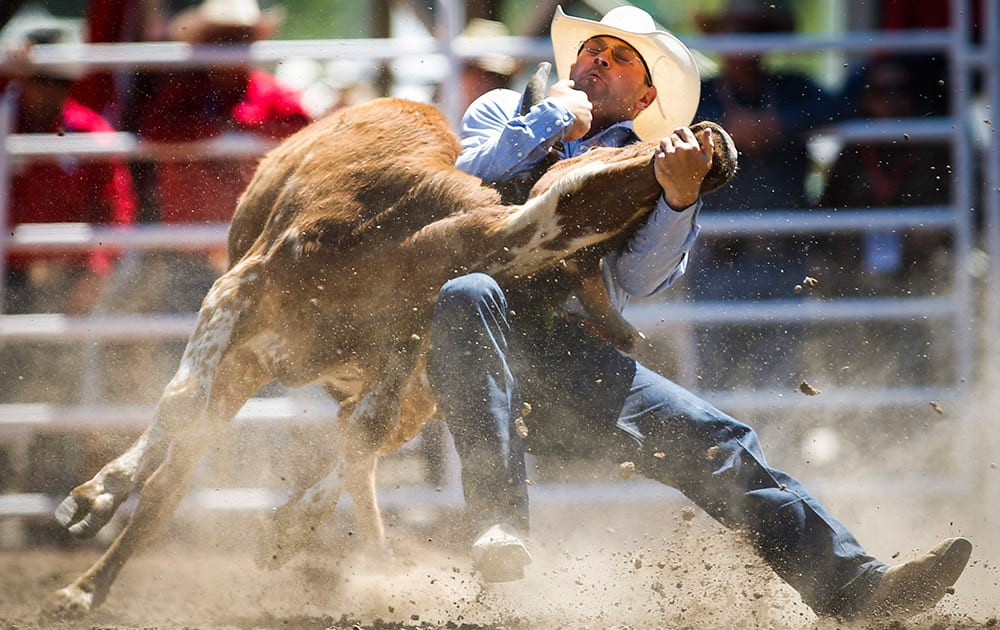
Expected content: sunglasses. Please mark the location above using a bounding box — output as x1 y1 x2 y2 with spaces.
578 37 652 86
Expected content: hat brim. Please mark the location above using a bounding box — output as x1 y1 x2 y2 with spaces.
550 6 700 140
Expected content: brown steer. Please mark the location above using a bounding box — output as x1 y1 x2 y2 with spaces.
45 96 736 616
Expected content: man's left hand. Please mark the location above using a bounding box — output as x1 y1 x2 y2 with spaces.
654 126 714 211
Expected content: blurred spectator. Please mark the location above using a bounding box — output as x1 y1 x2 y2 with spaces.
0 8 137 516
101 0 310 402
817 56 952 297
811 56 953 387
458 18 520 111
0 8 137 400
139 0 306 223
686 0 836 390
695 0 834 212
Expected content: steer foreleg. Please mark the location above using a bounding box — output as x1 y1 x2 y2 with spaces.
46 262 270 618
575 260 646 356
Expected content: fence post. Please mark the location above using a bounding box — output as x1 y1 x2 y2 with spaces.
435 0 464 130
0 84 17 315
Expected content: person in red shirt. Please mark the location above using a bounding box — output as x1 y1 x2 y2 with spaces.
138 64 311 224
138 0 308 227
103 0 309 401
1 14 137 395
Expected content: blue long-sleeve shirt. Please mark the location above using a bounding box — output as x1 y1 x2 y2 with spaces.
456 88 702 312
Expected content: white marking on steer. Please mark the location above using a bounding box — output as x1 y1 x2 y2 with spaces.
490 159 636 277
170 260 260 411
497 159 609 236
277 225 306 261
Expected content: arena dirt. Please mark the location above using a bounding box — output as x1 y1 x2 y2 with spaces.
1 488 997 630
2 309 999 629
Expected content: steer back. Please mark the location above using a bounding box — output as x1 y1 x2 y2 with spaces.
224 98 513 366
228 97 472 267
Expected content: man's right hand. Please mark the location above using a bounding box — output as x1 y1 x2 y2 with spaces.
548 79 592 141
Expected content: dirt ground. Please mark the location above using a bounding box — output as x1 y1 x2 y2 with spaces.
1 489 998 630
2 319 999 629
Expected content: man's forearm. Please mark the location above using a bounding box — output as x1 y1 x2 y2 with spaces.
610 197 702 297
457 91 574 182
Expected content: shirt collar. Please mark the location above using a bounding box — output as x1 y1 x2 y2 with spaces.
563 120 642 157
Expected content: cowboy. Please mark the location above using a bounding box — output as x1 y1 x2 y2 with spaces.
426 5 971 621
457 18 522 111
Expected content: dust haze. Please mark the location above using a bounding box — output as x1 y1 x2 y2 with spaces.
1 299 998 630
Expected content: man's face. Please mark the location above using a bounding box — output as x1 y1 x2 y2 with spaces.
569 36 656 126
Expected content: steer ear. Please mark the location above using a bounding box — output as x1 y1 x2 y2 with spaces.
519 61 552 115
691 120 739 195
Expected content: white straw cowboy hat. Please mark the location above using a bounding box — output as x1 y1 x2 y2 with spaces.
462 18 520 77
169 0 285 44
551 5 700 140
0 5 85 80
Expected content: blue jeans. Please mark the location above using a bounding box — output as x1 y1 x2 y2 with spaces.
426 273 886 617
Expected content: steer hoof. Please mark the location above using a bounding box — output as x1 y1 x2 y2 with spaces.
55 490 119 539
42 585 94 619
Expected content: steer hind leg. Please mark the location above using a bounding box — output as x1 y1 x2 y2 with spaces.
258 352 429 569
45 424 216 617
257 390 404 568
340 351 428 557
255 390 358 571
54 424 169 540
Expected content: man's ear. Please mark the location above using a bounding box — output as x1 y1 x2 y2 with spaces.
633 85 657 113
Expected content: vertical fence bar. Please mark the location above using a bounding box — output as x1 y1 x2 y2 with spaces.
980 0 1000 556
435 0 464 130
949 0 978 397
984 1 1000 370
0 85 17 315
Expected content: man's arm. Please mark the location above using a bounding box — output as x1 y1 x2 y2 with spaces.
608 126 714 298
456 81 591 183
456 89 570 181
